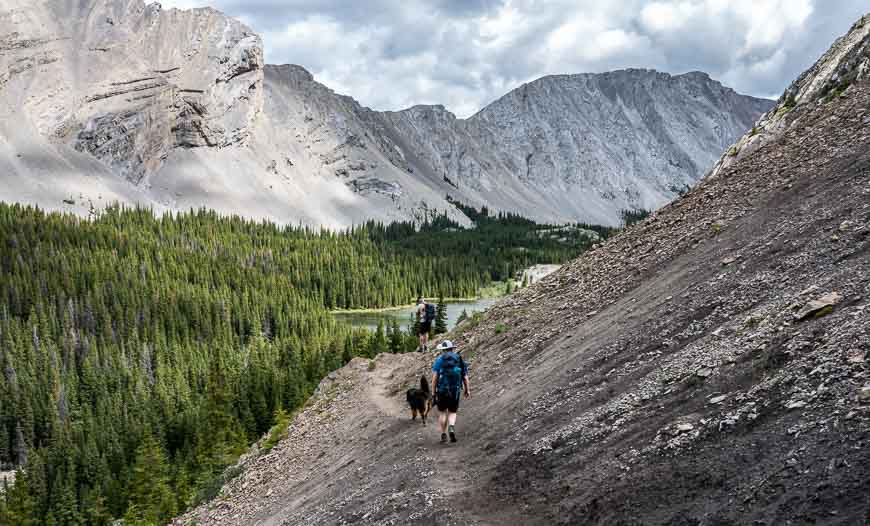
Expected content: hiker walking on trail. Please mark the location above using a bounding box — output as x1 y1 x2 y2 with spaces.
416 296 436 352
431 340 470 443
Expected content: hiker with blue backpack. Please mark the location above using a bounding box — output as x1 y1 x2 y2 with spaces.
431 340 470 443
416 296 437 352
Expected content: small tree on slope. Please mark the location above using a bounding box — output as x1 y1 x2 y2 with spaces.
434 296 448 335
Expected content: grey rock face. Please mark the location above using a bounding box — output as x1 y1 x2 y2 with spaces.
0 0 271 218
0 0 772 227
382 70 772 225
710 14 870 179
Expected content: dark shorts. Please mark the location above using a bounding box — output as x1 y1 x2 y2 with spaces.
435 393 460 413
419 321 432 335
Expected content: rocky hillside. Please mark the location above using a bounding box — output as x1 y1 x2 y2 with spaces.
174 15 870 526
0 0 770 227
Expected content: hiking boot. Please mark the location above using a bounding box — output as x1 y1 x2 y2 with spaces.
440 433 447 444
449 431 457 443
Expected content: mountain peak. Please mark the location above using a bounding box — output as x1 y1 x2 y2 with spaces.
266 64 315 83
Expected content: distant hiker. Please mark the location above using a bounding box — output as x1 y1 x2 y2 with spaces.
431 340 470 443
416 296 436 352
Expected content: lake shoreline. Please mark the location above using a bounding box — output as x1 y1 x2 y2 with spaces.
329 296 495 315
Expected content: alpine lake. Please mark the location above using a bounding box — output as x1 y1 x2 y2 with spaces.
331 297 499 332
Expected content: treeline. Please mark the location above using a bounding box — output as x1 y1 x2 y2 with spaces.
0 204 391 525
371 198 612 287
0 203 602 524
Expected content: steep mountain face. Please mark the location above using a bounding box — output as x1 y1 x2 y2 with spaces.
175 15 870 526
0 1 771 227
385 70 773 225
0 0 263 207
0 0 429 227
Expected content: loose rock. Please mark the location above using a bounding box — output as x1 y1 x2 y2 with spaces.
794 292 843 321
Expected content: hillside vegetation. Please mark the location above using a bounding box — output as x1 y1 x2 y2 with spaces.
0 203 599 524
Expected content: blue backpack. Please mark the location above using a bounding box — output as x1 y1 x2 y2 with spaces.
424 303 437 322
437 352 464 397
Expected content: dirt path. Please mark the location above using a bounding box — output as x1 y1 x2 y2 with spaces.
368 357 474 493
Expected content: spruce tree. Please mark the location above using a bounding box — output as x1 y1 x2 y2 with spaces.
434 296 448 335
369 320 389 357
0 470 35 526
125 433 175 524
388 319 403 354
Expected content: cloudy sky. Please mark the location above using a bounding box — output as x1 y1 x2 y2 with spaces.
160 0 867 118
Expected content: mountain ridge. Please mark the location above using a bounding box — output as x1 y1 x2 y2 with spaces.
0 0 772 227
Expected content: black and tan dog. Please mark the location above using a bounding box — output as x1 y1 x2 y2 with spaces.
406 375 432 424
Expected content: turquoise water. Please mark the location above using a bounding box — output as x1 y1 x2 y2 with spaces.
332 297 499 332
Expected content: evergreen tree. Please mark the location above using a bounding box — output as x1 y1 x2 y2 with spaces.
388 319 403 354
125 434 175 525
368 320 389 357
434 296 448 335
0 470 35 526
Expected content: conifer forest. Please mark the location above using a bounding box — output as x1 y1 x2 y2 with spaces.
0 203 605 524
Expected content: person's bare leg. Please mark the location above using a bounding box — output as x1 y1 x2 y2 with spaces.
448 412 458 442
448 413 457 426
439 411 448 433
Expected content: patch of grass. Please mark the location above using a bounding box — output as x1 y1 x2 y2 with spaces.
749 126 759 137
261 408 291 453
711 223 723 235
478 281 510 298
452 311 485 339
727 146 739 157
494 323 506 335
367 360 376 371
814 305 834 318
823 78 852 104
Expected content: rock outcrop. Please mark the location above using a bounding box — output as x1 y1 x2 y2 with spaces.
174 13 870 526
0 0 771 227
710 13 870 179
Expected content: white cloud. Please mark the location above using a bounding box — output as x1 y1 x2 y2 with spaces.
157 0 865 117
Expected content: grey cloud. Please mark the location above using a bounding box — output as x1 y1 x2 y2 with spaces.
161 0 867 117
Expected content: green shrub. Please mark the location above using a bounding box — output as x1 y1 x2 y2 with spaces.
261 408 291 453
495 323 506 335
